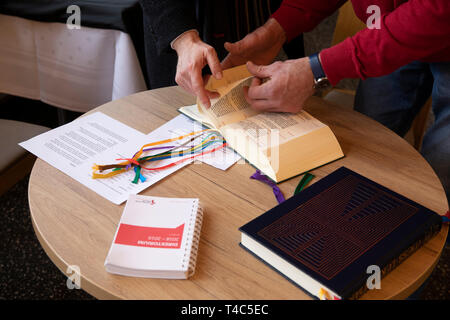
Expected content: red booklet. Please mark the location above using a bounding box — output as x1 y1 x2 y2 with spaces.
105 194 203 279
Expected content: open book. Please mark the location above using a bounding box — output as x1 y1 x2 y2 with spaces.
179 65 344 182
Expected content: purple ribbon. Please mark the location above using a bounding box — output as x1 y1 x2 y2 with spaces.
142 146 175 153
126 146 175 169
250 170 285 204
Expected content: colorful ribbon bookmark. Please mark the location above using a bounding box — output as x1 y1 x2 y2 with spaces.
250 171 315 204
294 172 315 195
250 170 285 204
92 129 226 183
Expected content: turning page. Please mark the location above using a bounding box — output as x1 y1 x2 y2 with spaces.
199 65 259 128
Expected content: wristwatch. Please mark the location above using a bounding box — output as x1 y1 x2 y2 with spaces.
309 53 331 91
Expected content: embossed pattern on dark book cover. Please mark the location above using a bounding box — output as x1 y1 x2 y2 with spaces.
257 174 418 280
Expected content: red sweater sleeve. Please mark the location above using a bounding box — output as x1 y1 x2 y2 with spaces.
271 0 347 42
320 0 450 85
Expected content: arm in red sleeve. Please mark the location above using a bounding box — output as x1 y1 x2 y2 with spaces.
320 0 450 85
271 0 347 42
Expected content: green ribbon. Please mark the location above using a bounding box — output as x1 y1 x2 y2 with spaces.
294 172 315 195
132 166 141 184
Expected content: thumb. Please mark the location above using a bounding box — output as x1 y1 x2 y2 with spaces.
246 61 271 79
224 41 238 53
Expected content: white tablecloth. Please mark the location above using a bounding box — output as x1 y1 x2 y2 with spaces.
0 14 147 112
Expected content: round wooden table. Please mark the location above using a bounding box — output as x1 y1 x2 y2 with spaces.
28 87 448 300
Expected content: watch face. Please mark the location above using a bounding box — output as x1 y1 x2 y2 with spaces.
314 78 331 90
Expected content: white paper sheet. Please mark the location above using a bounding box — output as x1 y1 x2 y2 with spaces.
20 112 190 204
20 112 240 205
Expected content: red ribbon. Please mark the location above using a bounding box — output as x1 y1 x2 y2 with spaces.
140 143 227 171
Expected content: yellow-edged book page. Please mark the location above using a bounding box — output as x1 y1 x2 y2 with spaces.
197 65 259 128
221 110 343 182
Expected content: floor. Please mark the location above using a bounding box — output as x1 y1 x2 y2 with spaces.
1 13 449 300
0 175 94 300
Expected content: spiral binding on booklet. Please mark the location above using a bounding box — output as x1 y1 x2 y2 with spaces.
182 200 203 278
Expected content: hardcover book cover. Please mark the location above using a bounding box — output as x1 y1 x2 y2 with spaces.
239 167 442 299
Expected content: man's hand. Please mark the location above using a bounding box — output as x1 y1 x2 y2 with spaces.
243 59 315 113
172 30 222 108
221 18 287 70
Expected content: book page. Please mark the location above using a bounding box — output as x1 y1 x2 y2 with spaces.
205 64 252 94
222 111 326 149
202 77 260 128
199 65 260 128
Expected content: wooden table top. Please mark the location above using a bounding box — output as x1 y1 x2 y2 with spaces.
28 87 449 300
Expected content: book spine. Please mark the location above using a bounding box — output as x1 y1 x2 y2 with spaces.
348 221 442 300
184 202 204 278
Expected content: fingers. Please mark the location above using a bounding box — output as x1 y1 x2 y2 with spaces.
224 42 233 52
205 47 223 80
247 78 271 101
246 61 272 79
175 46 222 108
221 41 245 70
224 41 241 55
244 88 272 111
192 71 211 108
203 71 220 99
206 90 220 100
243 80 273 111
242 78 262 100
249 77 262 89
197 46 222 106
178 72 217 108
243 75 282 111
245 62 276 101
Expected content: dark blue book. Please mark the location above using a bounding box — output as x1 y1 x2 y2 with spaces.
239 167 442 300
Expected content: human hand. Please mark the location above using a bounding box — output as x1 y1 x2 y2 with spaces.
172 30 222 108
243 59 315 113
221 18 286 70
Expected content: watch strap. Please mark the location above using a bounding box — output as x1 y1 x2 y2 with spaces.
309 53 326 80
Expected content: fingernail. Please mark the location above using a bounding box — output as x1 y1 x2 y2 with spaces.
216 72 223 79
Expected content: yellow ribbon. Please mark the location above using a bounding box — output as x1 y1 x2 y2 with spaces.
92 129 212 179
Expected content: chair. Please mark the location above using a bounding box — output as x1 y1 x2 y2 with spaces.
323 1 432 150
0 119 49 196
